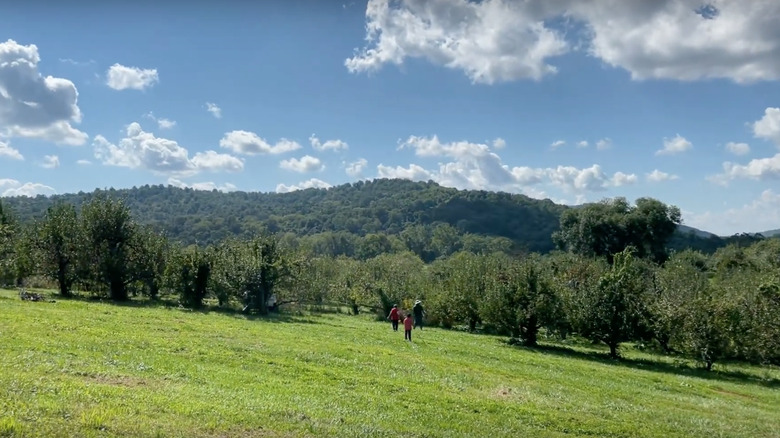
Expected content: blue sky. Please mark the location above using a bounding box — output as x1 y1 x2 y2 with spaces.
1 0 780 235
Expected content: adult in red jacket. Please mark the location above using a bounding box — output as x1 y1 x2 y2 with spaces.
387 304 400 331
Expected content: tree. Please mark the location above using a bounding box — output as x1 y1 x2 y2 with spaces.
173 246 212 309
80 196 138 301
648 250 709 353
574 248 650 358
553 197 681 264
35 203 82 297
481 255 560 346
0 200 18 286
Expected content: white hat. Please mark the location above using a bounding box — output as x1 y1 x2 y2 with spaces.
415 300 421 304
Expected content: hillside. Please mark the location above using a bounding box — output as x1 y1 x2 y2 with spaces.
1 179 760 255
1 289 778 437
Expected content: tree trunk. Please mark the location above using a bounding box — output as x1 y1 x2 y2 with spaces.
468 318 477 332
57 264 72 298
110 278 128 301
607 339 620 359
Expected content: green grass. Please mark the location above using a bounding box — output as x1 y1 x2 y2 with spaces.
1 289 778 438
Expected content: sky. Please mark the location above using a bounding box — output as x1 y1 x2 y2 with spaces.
1 0 780 236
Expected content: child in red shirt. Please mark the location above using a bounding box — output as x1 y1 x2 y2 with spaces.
403 313 414 341
387 304 400 331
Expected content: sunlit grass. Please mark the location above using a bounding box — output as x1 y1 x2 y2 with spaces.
1 289 778 437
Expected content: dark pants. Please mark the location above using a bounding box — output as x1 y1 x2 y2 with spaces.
391 320 399 331
414 316 423 330
405 329 412 341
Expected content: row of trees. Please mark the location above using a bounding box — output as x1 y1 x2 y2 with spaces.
1 196 778 370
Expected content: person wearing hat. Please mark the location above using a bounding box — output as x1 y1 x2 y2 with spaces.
413 300 425 330
387 304 400 331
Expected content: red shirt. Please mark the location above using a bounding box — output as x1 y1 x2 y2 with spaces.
403 317 413 330
389 308 399 321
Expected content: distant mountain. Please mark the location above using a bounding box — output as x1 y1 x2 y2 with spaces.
759 229 780 238
677 224 718 239
1 179 762 257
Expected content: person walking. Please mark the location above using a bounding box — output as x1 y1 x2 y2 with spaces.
387 304 400 331
403 313 414 341
413 300 425 330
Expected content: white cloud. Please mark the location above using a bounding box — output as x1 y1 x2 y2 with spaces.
571 1 780 83
547 164 611 193
349 2 780 84
279 155 324 173
657 134 692 155
577 140 588 148
219 130 302 155
550 140 566 150
0 178 56 197
646 169 679 182
205 102 222 119
712 153 780 184
596 138 612 151
276 178 332 193
752 107 780 146
106 63 158 91
93 122 243 176
191 150 244 173
611 171 637 187
0 141 23 160
309 134 349 152
41 154 59 169
346 158 368 177
167 177 238 193
686 189 780 236
346 0 569 83
725 142 750 156
143 112 176 130
76 159 91 165
377 163 433 181
492 138 506 149
0 39 87 145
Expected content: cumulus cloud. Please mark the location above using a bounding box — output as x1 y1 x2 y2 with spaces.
657 134 692 155
76 159 91 165
550 140 566 150
41 154 59 169
0 141 23 160
346 158 368 177
725 142 750 156
596 138 612 151
686 189 780 236
276 178 332 193
492 138 506 150
646 169 679 182
0 178 56 197
0 39 87 145
309 134 349 152
752 107 780 146
280 155 324 173
547 164 634 193
577 140 588 148
219 130 302 155
346 0 569 83
572 1 780 83
167 177 238 193
143 112 176 130
349 1 780 84
106 63 159 90
711 153 780 185
385 134 632 196
205 102 222 119
93 122 243 176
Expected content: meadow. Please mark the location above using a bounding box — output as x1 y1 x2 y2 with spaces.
1 289 779 438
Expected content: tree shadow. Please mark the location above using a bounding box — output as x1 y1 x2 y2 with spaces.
516 342 780 389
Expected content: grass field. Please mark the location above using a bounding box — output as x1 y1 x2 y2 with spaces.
1 289 779 438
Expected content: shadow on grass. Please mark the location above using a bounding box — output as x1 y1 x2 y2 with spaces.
50 292 321 325
515 342 780 389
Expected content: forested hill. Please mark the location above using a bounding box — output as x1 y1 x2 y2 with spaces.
2 179 758 255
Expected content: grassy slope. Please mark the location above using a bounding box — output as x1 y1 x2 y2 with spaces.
1 290 778 438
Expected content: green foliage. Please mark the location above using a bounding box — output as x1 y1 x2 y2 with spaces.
553 197 681 264
33 202 82 297
172 246 212 309
572 248 650 358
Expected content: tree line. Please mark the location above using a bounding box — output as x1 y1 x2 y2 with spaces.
1 196 778 371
